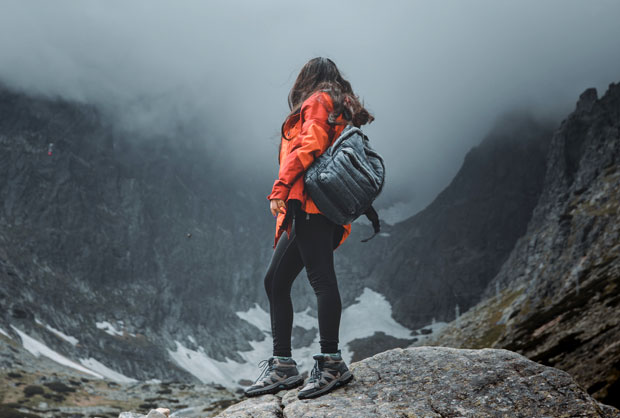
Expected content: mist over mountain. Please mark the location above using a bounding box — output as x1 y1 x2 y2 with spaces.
0 84 271 380
2 1 620 215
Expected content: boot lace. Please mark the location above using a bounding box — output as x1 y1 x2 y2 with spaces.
309 359 323 382
253 357 275 384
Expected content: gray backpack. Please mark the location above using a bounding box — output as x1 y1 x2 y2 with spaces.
304 125 385 242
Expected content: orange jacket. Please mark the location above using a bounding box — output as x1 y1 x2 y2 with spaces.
267 91 352 249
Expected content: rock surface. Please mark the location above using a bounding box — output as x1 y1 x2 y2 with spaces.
119 407 170 418
215 346 619 418
413 83 620 408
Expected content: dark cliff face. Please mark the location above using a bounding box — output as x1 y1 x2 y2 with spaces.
0 86 274 380
416 83 620 408
338 111 554 331
490 84 620 407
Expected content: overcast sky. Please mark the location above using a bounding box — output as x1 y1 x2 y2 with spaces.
1 1 620 218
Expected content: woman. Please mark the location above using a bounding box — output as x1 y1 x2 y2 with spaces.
245 57 374 399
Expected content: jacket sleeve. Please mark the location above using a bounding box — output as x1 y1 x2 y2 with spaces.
267 92 333 201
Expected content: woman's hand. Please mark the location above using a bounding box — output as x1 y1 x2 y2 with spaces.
270 199 286 217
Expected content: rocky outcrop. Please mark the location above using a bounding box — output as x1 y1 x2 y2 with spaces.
413 83 620 407
214 346 619 417
119 408 170 418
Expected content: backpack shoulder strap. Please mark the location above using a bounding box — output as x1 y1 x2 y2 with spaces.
361 205 381 242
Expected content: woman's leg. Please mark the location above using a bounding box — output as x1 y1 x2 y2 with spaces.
263 219 304 358
293 209 342 354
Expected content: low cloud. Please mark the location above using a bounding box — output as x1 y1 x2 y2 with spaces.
1 0 619 212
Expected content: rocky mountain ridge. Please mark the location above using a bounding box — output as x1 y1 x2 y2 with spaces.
359 111 553 330
414 83 620 408
0 84 276 382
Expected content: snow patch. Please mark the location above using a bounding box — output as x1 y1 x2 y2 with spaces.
170 287 417 388
11 326 102 378
340 288 412 340
168 304 321 388
168 338 267 388
79 358 137 383
291 307 317 331
0 327 10 339
35 319 79 346
235 304 271 333
96 320 135 337
11 325 136 383
96 321 123 336
339 288 413 361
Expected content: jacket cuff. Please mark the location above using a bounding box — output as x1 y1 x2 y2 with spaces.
267 180 290 201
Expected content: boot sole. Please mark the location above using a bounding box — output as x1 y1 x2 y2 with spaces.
297 370 353 399
244 375 304 397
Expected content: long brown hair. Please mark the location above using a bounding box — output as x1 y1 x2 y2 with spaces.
281 57 374 141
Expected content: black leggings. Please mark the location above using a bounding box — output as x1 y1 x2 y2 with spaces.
264 205 344 357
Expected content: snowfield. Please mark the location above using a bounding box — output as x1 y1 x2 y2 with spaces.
168 287 422 388
10 325 136 382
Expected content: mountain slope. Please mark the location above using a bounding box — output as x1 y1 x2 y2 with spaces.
0 85 271 381
338 111 554 332
415 84 620 407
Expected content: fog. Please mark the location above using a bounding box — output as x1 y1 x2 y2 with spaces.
1 0 620 216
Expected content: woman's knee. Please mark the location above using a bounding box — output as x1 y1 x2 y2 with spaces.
264 268 274 299
308 273 340 298
264 233 304 300
263 235 288 297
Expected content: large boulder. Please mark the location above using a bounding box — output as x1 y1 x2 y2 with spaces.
217 346 619 417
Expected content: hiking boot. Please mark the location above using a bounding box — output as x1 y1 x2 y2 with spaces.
297 350 353 399
244 356 304 397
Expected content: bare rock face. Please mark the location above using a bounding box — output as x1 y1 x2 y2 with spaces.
414 82 620 408
215 346 619 418
0 84 271 381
